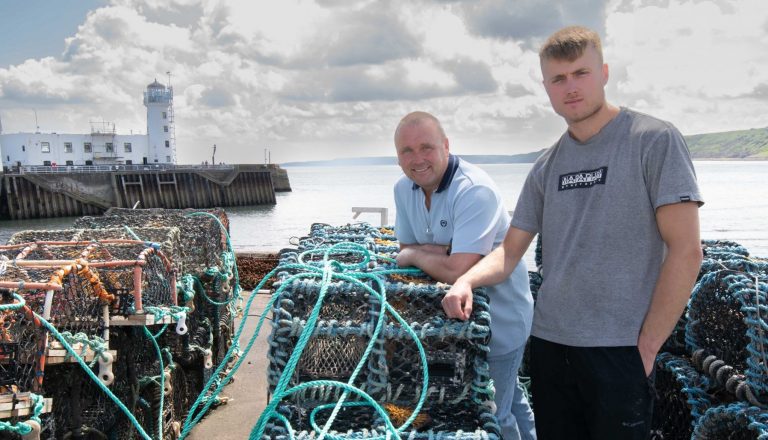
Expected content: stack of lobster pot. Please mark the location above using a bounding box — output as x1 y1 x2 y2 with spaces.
650 239 768 439
0 207 238 439
0 236 182 439
263 222 502 440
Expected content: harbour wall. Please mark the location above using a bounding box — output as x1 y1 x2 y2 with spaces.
0 164 291 220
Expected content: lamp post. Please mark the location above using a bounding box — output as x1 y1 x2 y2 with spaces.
212 144 216 165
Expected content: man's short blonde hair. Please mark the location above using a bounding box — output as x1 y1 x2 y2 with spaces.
539 26 603 64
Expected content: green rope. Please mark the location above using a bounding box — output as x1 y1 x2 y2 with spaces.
59 331 110 367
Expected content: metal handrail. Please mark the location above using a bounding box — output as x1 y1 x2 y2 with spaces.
3 164 237 175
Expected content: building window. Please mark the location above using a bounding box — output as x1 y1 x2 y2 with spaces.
124 142 132 153
41 142 50 153
126 160 133 165
165 140 170 148
5 155 8 162
163 125 168 132
106 142 114 153
65 160 74 166
84 142 92 153
64 142 73 153
22 145 26 152
162 111 167 119
166 156 171 162
43 160 51 166
85 160 93 165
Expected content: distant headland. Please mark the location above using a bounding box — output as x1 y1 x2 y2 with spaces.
282 126 768 167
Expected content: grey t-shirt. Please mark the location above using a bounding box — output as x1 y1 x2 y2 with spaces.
511 107 703 347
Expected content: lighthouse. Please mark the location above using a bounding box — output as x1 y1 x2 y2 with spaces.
143 79 176 164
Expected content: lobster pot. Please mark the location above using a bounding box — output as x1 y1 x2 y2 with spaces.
103 327 185 440
44 363 123 438
0 292 46 394
692 402 768 439
264 400 501 440
701 239 750 259
685 270 768 404
651 353 714 440
528 271 543 303
75 208 229 276
266 272 499 439
299 223 396 252
93 246 177 315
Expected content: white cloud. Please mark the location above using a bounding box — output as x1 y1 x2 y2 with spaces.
0 0 766 163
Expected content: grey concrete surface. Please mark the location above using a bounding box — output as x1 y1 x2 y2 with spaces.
187 293 271 439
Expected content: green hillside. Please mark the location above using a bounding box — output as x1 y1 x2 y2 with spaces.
685 127 768 159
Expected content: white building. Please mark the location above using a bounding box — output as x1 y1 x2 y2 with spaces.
0 80 176 169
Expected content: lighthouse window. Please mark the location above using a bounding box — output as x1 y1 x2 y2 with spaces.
64 142 73 153
124 142 132 153
162 112 167 119
106 142 114 153
84 142 92 153
165 140 170 148
163 125 168 132
41 142 50 153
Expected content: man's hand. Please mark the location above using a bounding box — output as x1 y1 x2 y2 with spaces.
638 343 657 377
443 278 473 320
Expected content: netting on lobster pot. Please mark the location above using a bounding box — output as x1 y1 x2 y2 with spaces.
264 399 501 440
107 327 181 440
379 283 492 405
650 353 714 440
44 363 122 439
686 270 768 405
267 278 379 405
692 402 768 440
6 229 79 245
95 246 177 315
0 289 47 395
701 239 750 258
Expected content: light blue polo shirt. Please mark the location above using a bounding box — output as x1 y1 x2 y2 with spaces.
394 155 533 355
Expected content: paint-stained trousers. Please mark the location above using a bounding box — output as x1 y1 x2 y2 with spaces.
529 336 655 440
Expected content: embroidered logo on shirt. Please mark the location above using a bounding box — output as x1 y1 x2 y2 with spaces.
558 166 608 191
440 220 448 227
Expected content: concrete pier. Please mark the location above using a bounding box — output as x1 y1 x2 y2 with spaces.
0 164 291 220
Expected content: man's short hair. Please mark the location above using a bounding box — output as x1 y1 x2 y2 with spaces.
395 111 447 142
539 26 603 63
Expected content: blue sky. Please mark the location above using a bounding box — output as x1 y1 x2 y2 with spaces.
0 0 766 164
0 1 104 66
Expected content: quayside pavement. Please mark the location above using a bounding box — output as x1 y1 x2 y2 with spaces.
188 293 270 439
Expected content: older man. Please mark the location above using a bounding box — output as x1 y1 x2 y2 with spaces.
393 111 535 440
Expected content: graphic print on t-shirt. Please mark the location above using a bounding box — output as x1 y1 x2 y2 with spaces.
558 166 608 191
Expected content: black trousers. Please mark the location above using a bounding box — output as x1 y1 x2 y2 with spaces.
529 336 655 440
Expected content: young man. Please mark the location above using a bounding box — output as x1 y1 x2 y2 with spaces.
443 26 704 439
393 111 536 440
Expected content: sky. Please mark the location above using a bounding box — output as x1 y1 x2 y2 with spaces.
0 0 766 165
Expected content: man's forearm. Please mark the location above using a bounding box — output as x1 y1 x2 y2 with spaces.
397 245 479 284
456 227 534 288
638 245 702 357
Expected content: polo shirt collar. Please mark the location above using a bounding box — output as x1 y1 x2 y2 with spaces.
411 154 459 193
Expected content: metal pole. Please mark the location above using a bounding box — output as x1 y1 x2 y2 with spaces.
212 144 216 165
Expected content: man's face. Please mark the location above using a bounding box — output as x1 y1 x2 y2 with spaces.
541 45 608 126
395 120 450 194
